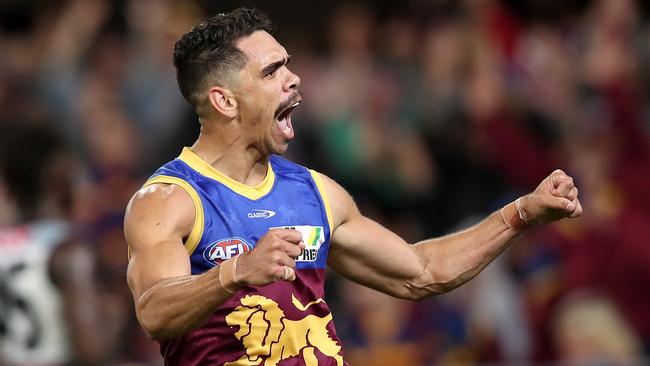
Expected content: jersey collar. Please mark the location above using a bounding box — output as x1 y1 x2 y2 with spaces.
178 147 275 200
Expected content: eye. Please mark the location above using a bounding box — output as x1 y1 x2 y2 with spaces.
265 69 277 78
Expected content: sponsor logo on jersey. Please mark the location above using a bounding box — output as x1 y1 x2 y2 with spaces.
273 225 325 262
247 209 277 219
203 237 253 266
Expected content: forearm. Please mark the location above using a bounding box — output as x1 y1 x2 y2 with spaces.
135 261 238 340
407 208 520 298
325 169 580 301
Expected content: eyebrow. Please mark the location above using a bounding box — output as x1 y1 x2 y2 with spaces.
260 55 291 77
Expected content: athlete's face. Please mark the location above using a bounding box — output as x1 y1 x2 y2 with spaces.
235 31 302 155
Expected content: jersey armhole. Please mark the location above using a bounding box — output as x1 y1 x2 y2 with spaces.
142 175 205 255
308 170 334 235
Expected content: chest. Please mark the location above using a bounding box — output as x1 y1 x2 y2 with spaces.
188 175 330 274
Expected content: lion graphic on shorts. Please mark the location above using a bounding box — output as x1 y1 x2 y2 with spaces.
224 294 344 366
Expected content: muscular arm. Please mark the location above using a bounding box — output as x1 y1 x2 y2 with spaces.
124 183 236 340
323 170 581 300
125 183 303 341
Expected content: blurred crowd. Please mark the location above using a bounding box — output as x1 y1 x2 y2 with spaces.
1 0 649 365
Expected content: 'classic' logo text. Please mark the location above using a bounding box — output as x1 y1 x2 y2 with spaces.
247 209 276 219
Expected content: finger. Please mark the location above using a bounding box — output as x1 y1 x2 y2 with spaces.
569 199 583 218
545 195 575 212
554 179 574 197
549 169 567 188
278 254 297 268
549 170 572 190
272 264 294 281
282 266 296 281
282 240 303 258
268 228 303 244
566 186 578 201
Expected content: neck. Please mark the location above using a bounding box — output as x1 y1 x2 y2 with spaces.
190 122 269 186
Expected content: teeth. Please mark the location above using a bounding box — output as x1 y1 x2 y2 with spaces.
277 102 300 122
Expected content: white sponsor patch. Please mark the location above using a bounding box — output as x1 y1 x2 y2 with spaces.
247 209 276 219
272 225 324 262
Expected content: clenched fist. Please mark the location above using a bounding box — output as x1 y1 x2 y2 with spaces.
235 228 305 286
519 169 583 225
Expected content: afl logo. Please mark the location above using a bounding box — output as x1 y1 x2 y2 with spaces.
203 237 253 266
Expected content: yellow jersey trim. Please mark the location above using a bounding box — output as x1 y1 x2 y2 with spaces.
309 170 334 235
143 175 204 255
178 147 275 201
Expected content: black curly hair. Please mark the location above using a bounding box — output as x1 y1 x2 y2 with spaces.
173 7 274 110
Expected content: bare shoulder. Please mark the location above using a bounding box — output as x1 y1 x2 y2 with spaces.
124 183 195 250
313 171 359 230
126 183 194 223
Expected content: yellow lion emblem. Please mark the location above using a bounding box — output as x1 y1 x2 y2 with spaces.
224 294 344 366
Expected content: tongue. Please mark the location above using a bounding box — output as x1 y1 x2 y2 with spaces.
277 115 294 139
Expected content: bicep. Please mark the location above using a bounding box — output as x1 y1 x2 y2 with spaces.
319 173 424 298
124 184 194 299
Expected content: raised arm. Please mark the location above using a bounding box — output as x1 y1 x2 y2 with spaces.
125 183 305 340
324 169 582 300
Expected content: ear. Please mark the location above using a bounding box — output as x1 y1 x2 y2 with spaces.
207 86 238 118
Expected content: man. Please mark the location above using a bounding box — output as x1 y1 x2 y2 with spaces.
124 8 582 366
0 119 106 364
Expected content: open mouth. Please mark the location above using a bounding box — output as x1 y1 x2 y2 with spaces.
275 98 302 138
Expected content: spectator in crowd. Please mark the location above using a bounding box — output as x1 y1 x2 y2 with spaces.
0 118 107 364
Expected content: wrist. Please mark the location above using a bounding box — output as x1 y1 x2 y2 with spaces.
218 256 243 294
500 197 531 233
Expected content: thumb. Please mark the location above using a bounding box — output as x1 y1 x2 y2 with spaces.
282 266 296 281
545 195 575 212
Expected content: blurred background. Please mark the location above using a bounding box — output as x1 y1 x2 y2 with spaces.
1 0 649 365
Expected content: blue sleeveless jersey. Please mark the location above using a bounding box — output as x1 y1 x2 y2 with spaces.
143 148 346 366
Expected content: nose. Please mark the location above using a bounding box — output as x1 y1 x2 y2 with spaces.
284 69 301 92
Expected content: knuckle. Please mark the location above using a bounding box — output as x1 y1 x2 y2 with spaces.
268 264 280 275
292 248 302 257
